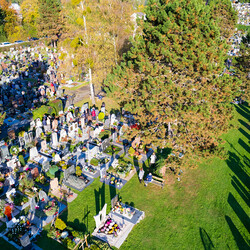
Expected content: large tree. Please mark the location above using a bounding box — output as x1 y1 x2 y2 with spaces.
105 0 244 167
21 0 39 37
37 0 64 46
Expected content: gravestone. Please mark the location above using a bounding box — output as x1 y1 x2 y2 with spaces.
29 147 39 160
59 129 67 142
19 137 25 147
36 127 43 138
80 117 85 129
28 132 33 143
36 118 42 128
100 167 106 179
44 125 50 133
101 138 111 152
42 161 50 172
39 190 49 203
41 140 47 152
50 178 59 192
24 132 29 145
31 167 39 179
0 145 9 159
112 131 117 142
30 120 35 130
30 197 37 213
20 233 31 248
67 112 73 123
52 132 58 147
110 114 116 126
54 153 61 163
52 119 58 131
104 119 110 129
81 102 89 113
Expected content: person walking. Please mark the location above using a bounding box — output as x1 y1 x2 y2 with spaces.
139 168 145 183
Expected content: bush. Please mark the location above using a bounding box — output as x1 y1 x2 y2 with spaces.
48 99 63 115
76 166 82 176
90 158 99 166
55 218 66 231
19 154 25 166
49 165 59 178
128 147 135 156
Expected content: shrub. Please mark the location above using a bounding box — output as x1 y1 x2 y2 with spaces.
19 154 25 166
49 165 59 178
76 166 82 176
55 218 66 231
90 158 99 166
98 112 105 121
128 147 135 156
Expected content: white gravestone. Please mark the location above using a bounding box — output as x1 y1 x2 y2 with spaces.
30 147 39 160
52 132 58 147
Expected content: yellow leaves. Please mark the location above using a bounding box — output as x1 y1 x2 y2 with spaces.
76 17 84 26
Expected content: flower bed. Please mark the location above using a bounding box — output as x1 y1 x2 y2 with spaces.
104 145 122 156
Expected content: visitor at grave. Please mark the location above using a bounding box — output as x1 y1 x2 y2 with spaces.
138 168 144 183
144 173 153 186
101 102 105 114
150 152 156 168
91 108 96 120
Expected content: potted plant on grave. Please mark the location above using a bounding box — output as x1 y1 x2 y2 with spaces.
75 166 82 177
0 200 6 218
78 128 82 137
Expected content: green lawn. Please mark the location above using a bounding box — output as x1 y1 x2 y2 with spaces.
32 103 248 249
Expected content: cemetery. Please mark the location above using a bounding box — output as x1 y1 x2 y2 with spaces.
0 44 151 249
0 2 248 248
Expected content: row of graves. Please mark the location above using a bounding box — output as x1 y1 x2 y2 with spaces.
0 96 149 248
0 46 61 121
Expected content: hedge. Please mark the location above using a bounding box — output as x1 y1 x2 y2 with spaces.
32 99 63 120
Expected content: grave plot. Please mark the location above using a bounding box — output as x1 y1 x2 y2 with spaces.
46 217 86 249
62 165 93 192
92 196 145 249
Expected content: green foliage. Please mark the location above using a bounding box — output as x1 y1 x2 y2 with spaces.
76 166 82 176
49 165 59 178
13 192 29 206
10 145 19 155
90 158 99 166
48 99 63 115
38 0 64 45
98 112 105 121
99 129 110 140
105 0 243 168
54 218 66 231
128 147 135 156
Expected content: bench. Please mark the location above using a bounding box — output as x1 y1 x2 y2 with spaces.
151 176 165 188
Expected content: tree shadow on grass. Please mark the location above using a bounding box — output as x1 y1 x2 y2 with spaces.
225 216 249 250
238 138 250 154
228 192 250 233
238 127 250 140
231 176 249 207
199 228 214 250
226 151 249 189
94 182 105 214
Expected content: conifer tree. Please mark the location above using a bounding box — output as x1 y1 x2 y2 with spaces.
38 0 64 47
105 0 244 167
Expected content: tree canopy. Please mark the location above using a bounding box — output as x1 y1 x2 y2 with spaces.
37 0 64 46
104 0 244 167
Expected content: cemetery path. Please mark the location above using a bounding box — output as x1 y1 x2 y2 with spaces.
64 84 90 108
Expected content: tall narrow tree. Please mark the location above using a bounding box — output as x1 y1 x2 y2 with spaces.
38 0 64 46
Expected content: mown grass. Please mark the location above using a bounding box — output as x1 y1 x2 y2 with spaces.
36 103 248 250
1 104 247 249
